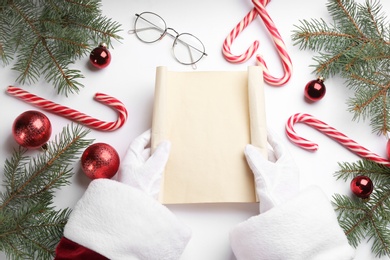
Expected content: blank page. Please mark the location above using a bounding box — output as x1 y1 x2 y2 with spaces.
152 66 267 204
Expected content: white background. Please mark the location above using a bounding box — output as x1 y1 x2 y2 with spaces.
1 0 389 259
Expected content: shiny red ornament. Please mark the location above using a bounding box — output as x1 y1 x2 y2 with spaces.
12 110 52 149
304 77 326 102
350 175 373 199
89 43 111 69
81 143 120 179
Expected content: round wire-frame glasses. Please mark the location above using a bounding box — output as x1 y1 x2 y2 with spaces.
128 12 207 69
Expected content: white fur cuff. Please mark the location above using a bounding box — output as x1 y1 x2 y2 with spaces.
64 179 191 260
230 185 355 260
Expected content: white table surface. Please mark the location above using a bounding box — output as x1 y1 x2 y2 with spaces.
1 0 389 259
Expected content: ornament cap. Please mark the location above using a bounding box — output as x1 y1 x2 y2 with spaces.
99 42 108 48
41 143 48 151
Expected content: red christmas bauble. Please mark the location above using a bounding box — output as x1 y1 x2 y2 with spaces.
304 77 326 102
350 175 373 199
89 43 111 69
12 110 52 149
81 143 120 179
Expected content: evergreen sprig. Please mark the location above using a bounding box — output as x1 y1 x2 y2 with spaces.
292 0 390 136
292 0 390 257
0 0 122 96
333 160 390 257
0 124 93 259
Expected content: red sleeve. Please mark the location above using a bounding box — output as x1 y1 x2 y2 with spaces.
55 237 108 260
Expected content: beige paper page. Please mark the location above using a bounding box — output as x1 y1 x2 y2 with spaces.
152 66 267 204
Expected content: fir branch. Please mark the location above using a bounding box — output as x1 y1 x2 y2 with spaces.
333 159 390 257
292 0 389 77
328 0 364 37
333 188 390 257
292 0 390 136
0 5 13 64
292 18 356 53
346 60 390 135
64 0 100 10
333 194 368 246
0 124 93 259
0 0 122 96
0 124 92 210
0 204 71 259
335 159 390 182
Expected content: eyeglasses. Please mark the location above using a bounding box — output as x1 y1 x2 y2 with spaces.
128 12 207 69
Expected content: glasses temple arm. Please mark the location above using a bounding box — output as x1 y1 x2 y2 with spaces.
128 27 164 34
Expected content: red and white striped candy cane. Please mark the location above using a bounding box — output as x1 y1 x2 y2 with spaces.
7 86 128 131
252 0 292 85
285 113 390 166
222 8 259 64
222 0 292 86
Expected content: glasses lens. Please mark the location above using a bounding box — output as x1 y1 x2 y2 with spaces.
173 33 205 65
135 12 166 43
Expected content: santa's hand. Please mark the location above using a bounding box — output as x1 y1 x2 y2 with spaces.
245 129 299 213
117 129 170 199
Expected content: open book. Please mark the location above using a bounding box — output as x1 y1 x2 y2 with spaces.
151 66 267 204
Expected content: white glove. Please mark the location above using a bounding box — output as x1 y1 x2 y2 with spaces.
232 129 355 260
117 129 170 199
245 129 299 213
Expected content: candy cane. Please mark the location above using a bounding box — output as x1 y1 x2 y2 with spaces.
222 0 292 86
285 113 390 166
252 0 292 85
222 8 259 64
7 86 128 131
